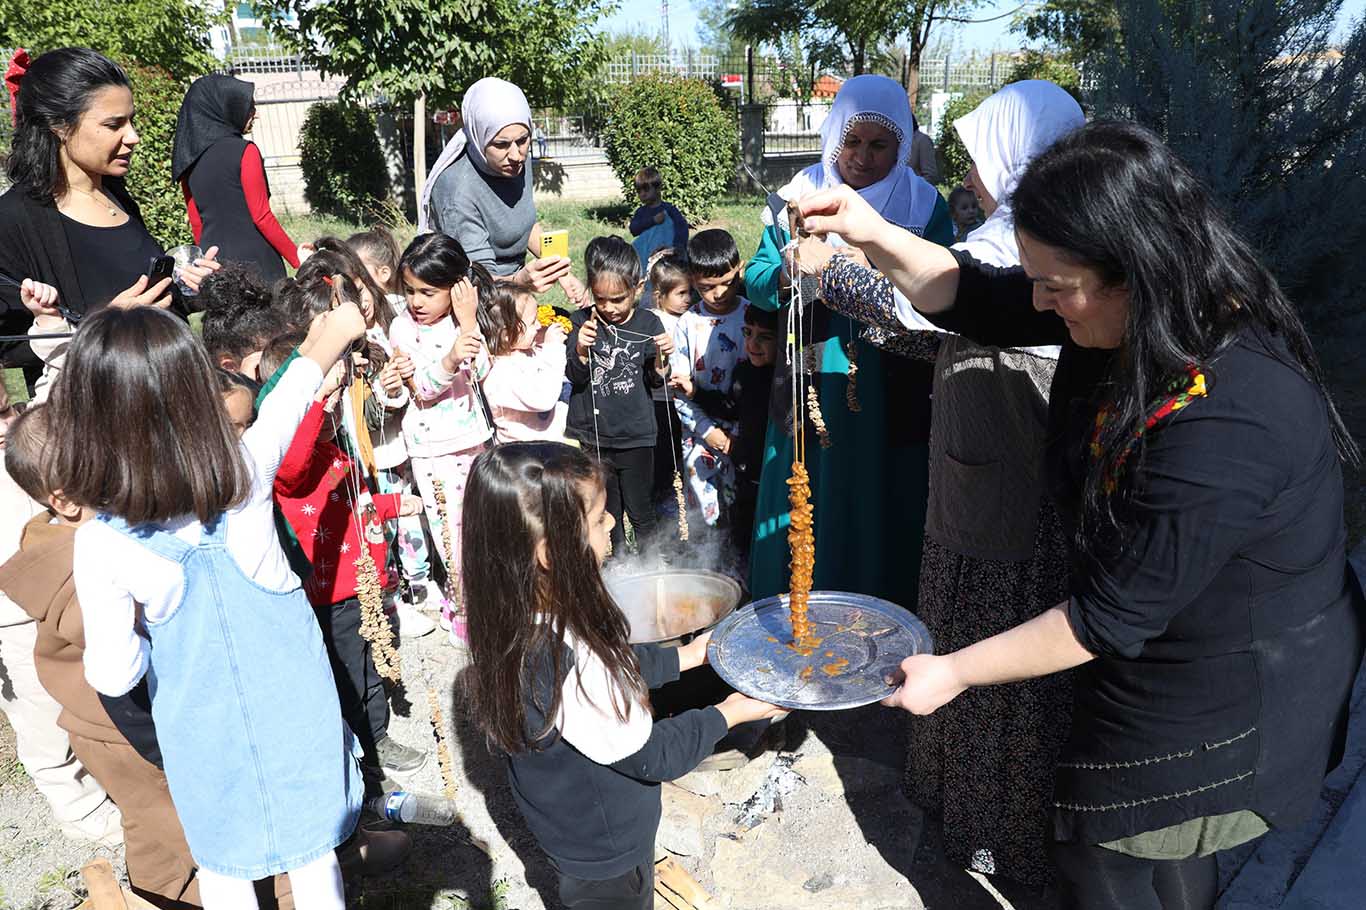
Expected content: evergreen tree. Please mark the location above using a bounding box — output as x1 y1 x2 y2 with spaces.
1096 0 1366 324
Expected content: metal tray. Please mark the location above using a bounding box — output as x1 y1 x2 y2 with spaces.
606 570 743 644
707 591 933 711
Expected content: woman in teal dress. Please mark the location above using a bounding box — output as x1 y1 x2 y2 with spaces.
744 75 954 606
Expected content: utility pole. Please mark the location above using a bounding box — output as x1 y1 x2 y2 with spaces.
662 0 670 54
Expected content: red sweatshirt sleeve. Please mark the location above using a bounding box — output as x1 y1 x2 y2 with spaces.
274 400 326 495
240 142 301 268
371 493 405 524
181 181 203 244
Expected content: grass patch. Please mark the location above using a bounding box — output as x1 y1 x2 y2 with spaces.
277 194 768 311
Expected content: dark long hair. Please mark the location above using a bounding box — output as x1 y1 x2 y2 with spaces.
7 48 131 201
1011 120 1360 549
44 307 251 524
462 442 647 754
313 236 394 334
347 225 402 296
398 231 498 337
584 235 642 289
480 279 537 356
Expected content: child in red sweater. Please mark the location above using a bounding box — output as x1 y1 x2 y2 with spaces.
260 336 429 781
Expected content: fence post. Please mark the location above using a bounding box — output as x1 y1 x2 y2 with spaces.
739 104 765 192
746 45 755 106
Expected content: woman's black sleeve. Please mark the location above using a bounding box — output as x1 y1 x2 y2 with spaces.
922 249 1071 349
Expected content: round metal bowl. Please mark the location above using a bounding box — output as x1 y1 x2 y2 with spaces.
707 591 933 711
606 570 743 644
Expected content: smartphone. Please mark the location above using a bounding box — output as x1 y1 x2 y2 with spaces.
147 254 176 285
540 229 569 260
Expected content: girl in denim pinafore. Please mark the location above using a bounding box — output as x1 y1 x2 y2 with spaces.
62 303 372 909
96 514 364 879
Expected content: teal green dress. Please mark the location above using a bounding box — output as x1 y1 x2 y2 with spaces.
744 196 954 606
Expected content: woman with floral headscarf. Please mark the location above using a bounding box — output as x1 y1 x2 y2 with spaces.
791 80 1087 889
743 74 954 612
419 78 570 293
173 74 303 283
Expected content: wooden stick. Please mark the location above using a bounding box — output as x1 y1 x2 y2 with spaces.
655 856 714 909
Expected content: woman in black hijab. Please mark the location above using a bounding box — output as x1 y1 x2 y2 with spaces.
173 74 302 283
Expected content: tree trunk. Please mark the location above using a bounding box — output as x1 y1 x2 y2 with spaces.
413 93 427 217
853 39 866 75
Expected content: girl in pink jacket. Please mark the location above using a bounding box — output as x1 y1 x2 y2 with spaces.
479 282 570 443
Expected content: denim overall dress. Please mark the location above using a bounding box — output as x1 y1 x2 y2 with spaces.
98 514 364 878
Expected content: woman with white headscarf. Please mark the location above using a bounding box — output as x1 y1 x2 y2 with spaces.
419 78 570 291
742 75 955 622
791 80 1085 888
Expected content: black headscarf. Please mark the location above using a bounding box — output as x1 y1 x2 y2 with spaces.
171 74 255 182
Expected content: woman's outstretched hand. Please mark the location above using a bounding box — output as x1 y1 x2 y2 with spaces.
797 185 888 247
880 653 967 715
178 245 222 294
109 274 173 310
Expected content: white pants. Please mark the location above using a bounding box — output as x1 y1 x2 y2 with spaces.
0 610 109 823
198 852 344 910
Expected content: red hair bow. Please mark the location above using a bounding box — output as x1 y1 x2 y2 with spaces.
5 48 30 127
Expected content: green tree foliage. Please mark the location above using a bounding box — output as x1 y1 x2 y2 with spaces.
1013 0 1121 66
298 102 391 221
1004 50 1084 100
724 0 979 80
0 0 220 80
603 28 668 59
1097 0 1366 324
602 75 738 222
123 64 193 247
253 0 613 109
934 91 989 185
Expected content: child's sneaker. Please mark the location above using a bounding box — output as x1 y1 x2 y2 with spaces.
374 734 428 776
392 602 436 639
59 798 124 847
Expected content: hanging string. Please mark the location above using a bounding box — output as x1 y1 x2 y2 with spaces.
784 235 816 651
585 341 611 557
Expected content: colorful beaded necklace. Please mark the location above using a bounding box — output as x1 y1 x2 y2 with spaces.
1091 364 1210 493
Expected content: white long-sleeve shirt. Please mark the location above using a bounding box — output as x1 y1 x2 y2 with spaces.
76 358 324 697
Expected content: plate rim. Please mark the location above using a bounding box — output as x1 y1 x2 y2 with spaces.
706 590 932 711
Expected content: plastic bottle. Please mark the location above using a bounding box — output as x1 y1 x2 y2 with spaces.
365 790 457 826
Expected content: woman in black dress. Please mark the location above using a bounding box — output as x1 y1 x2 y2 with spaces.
794 121 1364 909
0 48 218 387
173 74 302 283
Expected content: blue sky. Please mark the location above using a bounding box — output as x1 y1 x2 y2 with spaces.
604 0 1366 53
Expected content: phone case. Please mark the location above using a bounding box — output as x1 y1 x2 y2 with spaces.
540 230 569 260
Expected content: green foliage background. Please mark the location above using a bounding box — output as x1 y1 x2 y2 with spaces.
123 64 193 247
602 75 738 224
934 91 988 187
298 102 391 221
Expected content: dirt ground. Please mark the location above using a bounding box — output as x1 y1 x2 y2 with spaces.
1 630 1038 910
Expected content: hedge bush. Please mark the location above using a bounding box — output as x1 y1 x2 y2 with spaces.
299 101 391 221
123 62 193 248
602 74 738 223
935 91 990 188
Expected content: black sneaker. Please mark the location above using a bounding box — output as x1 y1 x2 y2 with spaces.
375 734 428 775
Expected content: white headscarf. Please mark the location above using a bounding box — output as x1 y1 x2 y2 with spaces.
767 74 941 240
952 80 1085 268
417 77 533 233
